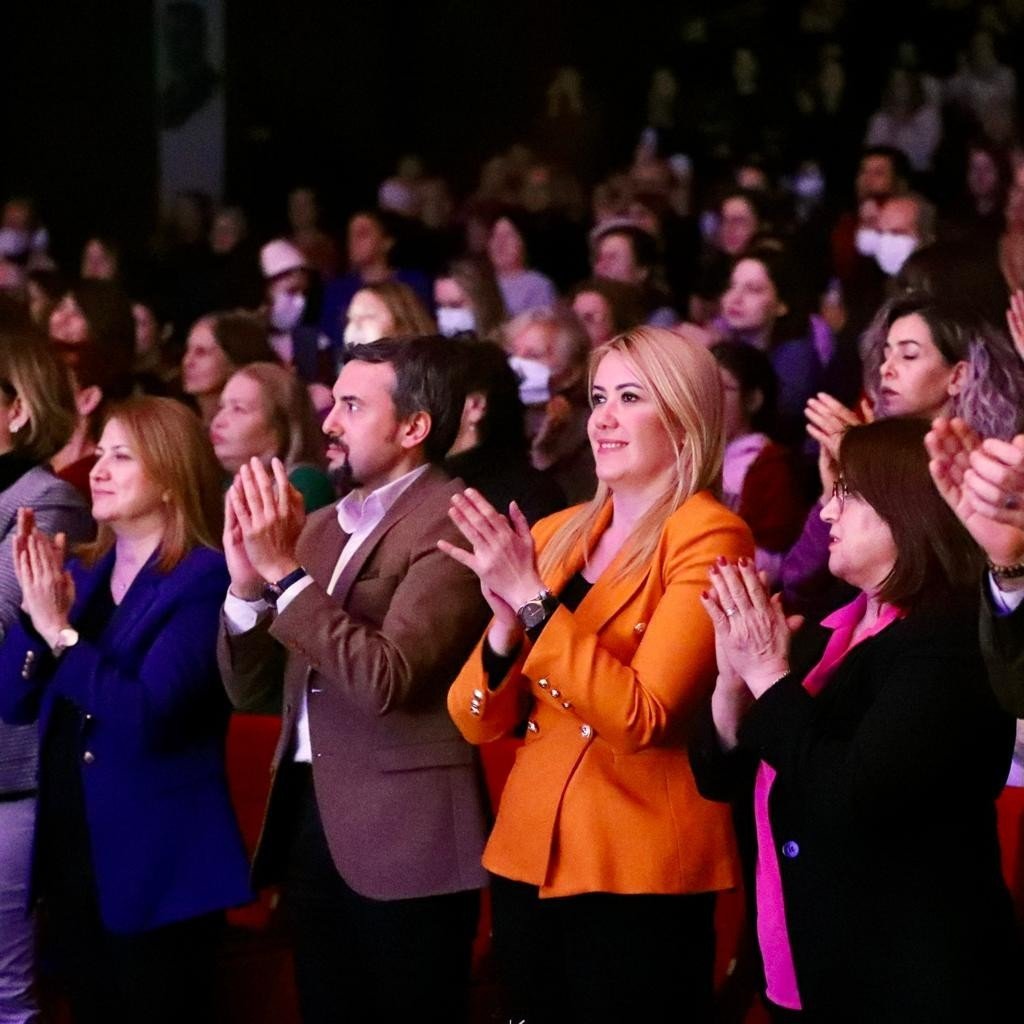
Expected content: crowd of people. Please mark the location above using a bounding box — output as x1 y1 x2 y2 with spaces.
3 8 1024 1024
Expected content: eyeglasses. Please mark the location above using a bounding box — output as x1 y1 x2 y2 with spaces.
831 476 851 511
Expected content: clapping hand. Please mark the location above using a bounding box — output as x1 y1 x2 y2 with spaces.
926 417 1024 569
227 457 306 585
437 489 543 655
805 392 869 497
699 557 800 698
13 507 75 649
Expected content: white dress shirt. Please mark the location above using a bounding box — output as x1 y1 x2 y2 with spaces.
223 463 430 761
988 574 1024 616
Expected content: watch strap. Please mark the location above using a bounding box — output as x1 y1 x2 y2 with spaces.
263 567 309 605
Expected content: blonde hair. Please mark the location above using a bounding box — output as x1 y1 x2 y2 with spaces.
233 362 326 470
0 331 77 463
79 396 224 572
361 281 437 337
538 327 724 583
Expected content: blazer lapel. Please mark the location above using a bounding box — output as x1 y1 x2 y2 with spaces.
540 498 651 635
68 549 116 625
110 564 163 646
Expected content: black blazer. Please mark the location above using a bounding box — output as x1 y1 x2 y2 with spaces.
692 604 1019 1023
980 578 1024 716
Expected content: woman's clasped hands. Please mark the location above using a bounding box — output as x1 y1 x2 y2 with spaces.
699 556 800 699
12 507 75 649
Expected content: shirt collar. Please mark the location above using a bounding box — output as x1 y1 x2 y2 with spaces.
336 463 430 535
820 591 904 636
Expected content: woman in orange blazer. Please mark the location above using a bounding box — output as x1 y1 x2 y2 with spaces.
442 327 754 1024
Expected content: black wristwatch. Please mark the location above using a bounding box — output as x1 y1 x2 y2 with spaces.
516 588 558 630
262 567 309 605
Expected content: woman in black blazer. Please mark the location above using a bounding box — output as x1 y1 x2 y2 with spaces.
693 418 1019 1023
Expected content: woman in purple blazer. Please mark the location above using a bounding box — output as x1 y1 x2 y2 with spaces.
0 396 251 1024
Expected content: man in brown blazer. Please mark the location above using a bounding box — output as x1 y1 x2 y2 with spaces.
218 337 491 1023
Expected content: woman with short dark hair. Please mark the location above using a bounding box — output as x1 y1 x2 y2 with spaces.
695 417 1017 1022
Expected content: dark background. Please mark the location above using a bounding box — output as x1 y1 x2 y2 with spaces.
2 1 982 260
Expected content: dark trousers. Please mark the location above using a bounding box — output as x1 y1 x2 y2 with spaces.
43 899 220 1024
490 873 716 1024
281 765 480 1024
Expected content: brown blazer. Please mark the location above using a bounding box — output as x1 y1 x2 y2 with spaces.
449 491 752 898
219 465 491 900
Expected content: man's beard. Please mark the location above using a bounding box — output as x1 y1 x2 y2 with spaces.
328 460 357 497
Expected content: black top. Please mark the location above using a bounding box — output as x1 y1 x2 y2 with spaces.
445 443 566 527
690 605 1019 1022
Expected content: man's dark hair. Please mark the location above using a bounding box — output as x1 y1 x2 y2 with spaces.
345 335 466 464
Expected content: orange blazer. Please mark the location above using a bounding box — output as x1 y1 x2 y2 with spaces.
449 490 754 898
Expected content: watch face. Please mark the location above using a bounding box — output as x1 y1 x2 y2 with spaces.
518 601 547 629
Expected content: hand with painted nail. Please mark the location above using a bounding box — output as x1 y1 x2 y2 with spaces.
699 557 797 697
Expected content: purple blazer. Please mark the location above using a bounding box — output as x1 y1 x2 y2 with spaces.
0 545 252 934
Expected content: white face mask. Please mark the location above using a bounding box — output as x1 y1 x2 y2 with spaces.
437 306 476 337
343 322 372 347
270 291 306 332
855 226 881 257
507 355 552 406
874 231 917 276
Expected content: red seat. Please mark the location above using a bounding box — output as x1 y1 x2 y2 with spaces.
224 712 281 930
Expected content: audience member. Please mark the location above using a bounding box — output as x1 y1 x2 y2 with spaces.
80 236 121 283
487 212 558 316
319 210 432 347
713 342 807 585
590 221 679 325
287 186 340 281
217 337 490 1023
865 68 942 174
445 328 753 1024
502 307 595 504
0 333 94 1024
181 311 277 425
714 246 830 440
0 396 252 1024
434 257 508 341
570 277 646 348
259 239 334 388
927 416 1024 716
210 363 333 512
444 337 565 524
695 417 1016 1022
342 280 436 347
